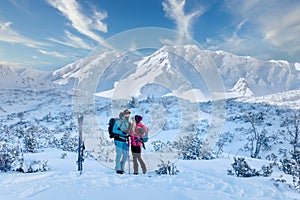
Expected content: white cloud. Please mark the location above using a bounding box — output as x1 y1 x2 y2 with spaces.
49 30 94 50
38 49 68 58
162 0 205 44
0 20 48 48
47 0 107 43
224 0 300 55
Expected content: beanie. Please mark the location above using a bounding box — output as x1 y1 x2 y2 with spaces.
135 115 143 123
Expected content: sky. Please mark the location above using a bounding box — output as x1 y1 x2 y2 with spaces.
0 0 300 71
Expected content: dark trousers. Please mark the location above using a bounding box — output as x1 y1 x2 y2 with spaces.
131 145 146 174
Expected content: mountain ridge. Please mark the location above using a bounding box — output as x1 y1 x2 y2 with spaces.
1 45 299 101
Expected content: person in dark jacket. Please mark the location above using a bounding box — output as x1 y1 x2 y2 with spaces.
113 109 131 174
130 115 147 175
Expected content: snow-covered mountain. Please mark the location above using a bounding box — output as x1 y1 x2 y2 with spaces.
1 45 299 100
0 63 54 89
52 45 300 100
230 78 254 97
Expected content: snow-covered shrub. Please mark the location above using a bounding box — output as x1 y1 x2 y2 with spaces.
172 133 214 160
229 157 259 177
280 157 294 175
151 140 172 152
155 160 179 175
278 151 300 191
24 126 38 153
214 131 235 157
61 153 67 159
17 160 49 173
228 157 274 178
128 96 139 108
0 142 23 172
60 131 77 152
259 164 273 177
266 153 278 161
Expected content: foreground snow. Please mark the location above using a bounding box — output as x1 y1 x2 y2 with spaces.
0 149 298 200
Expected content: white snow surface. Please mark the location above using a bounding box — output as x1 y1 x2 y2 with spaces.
0 149 298 200
1 46 300 200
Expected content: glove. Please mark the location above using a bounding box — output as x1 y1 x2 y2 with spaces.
123 131 130 138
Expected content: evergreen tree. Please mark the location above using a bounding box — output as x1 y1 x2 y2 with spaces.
24 126 38 153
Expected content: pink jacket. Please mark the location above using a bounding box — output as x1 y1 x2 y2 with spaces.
130 122 148 146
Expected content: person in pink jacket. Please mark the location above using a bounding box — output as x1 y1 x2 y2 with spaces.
130 115 147 175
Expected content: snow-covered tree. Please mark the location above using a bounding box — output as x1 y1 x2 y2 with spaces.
242 112 272 158
0 142 22 172
24 126 38 153
60 131 77 152
281 113 300 154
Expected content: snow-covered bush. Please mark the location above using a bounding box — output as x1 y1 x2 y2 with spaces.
259 164 273 177
16 160 49 173
60 131 77 152
151 140 172 152
172 133 214 160
0 142 23 172
278 150 300 191
229 157 259 177
155 160 179 175
128 96 139 108
228 157 274 178
24 126 38 153
214 131 234 157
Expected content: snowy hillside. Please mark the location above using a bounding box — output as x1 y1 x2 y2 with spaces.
0 63 53 89
1 86 300 199
0 149 298 200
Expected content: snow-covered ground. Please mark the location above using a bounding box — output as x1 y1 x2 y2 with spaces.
1 45 300 199
0 148 298 200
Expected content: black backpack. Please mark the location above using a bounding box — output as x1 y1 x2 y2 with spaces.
108 118 122 139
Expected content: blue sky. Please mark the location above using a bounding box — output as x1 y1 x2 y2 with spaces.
0 0 300 71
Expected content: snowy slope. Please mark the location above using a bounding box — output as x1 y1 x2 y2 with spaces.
0 63 53 89
0 149 298 200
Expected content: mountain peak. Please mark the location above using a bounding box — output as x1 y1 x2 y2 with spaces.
231 78 253 97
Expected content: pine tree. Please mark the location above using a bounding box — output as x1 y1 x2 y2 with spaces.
24 126 38 153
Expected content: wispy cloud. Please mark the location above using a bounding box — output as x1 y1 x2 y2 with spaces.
49 30 94 50
162 0 205 44
0 20 48 48
223 0 300 57
9 0 31 14
38 49 68 58
47 0 108 44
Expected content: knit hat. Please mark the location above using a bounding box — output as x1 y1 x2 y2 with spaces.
135 115 143 123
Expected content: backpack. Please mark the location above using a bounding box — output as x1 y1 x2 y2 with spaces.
137 125 148 143
108 118 120 139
